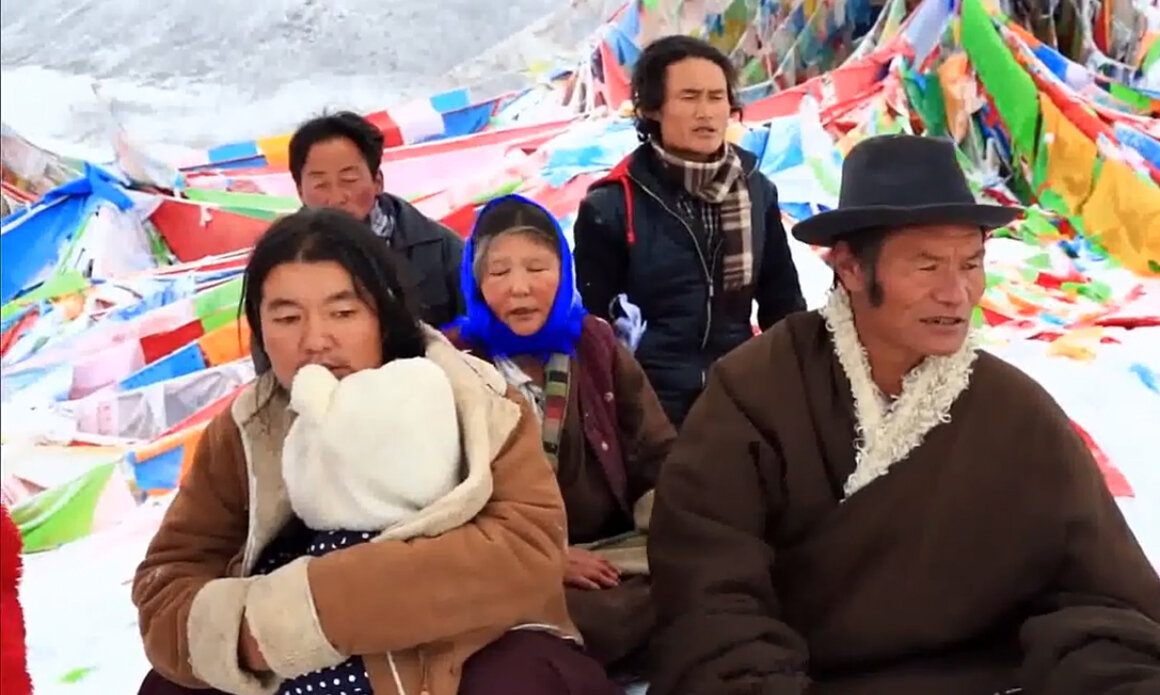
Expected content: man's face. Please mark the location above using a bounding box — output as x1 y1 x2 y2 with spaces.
649 57 732 161
835 224 985 363
296 137 383 220
258 260 384 389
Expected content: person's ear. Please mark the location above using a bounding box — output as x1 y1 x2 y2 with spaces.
829 241 865 294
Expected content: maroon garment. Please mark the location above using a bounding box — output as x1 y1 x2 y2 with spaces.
573 316 630 513
458 630 623 695
138 631 620 695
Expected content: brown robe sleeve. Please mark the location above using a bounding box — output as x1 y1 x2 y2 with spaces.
131 411 255 690
1017 398 1160 694
612 340 676 509
647 363 811 695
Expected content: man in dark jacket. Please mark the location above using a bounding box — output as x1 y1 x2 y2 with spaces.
288 112 465 328
572 36 806 429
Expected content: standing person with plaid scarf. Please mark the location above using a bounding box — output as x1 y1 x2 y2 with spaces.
572 35 806 430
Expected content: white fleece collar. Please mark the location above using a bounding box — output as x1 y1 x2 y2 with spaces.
818 287 979 499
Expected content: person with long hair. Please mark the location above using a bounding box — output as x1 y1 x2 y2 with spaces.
133 207 620 695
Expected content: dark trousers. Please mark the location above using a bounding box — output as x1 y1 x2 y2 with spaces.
138 629 624 694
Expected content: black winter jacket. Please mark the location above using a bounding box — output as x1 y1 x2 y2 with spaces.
378 193 466 329
572 144 805 428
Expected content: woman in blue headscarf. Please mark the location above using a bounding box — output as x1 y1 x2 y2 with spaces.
447 194 675 679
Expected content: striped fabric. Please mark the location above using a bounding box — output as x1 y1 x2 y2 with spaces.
181 88 508 172
539 353 572 471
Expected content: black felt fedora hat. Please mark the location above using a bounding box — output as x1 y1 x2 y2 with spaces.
791 134 1020 247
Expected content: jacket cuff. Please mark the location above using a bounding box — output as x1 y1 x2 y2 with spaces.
633 489 655 531
187 578 278 695
245 556 346 679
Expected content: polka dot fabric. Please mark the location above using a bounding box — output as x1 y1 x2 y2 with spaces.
252 524 377 695
279 667 369 695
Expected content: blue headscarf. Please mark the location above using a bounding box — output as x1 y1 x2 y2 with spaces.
451 194 587 357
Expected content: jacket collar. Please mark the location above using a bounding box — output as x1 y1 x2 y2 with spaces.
230 325 521 575
377 193 453 250
818 288 979 499
626 141 760 194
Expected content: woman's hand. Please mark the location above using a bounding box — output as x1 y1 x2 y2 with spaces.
239 617 270 674
565 547 621 590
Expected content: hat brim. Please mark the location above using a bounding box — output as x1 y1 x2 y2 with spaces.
791 203 1022 247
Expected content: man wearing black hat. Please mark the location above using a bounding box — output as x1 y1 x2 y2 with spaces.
645 134 1160 695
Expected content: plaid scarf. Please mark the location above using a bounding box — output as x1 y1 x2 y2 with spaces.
494 353 572 471
538 353 572 470
651 141 754 291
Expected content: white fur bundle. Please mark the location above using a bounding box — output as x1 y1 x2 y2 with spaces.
282 358 463 532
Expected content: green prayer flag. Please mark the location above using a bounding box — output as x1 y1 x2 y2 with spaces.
200 306 237 333
1025 252 1052 270
1107 83 1152 112
194 278 244 319
60 666 98 684
901 62 948 137
960 0 1039 155
471 180 523 205
1143 38 1160 72
182 188 299 219
11 462 117 553
0 270 90 322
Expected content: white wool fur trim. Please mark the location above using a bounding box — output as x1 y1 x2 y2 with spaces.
282 358 463 532
819 287 979 499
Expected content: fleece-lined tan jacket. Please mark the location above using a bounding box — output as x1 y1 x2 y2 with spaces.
132 328 578 695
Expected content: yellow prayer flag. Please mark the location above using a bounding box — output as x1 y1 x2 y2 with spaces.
938 54 974 142
1038 94 1097 216
257 134 293 169
1046 327 1102 362
1080 158 1160 276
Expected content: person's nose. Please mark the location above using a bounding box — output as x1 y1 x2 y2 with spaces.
299 315 332 355
508 269 532 296
932 270 971 306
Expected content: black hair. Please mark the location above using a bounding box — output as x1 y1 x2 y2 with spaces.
830 228 890 306
288 111 385 187
241 207 426 375
630 35 741 143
